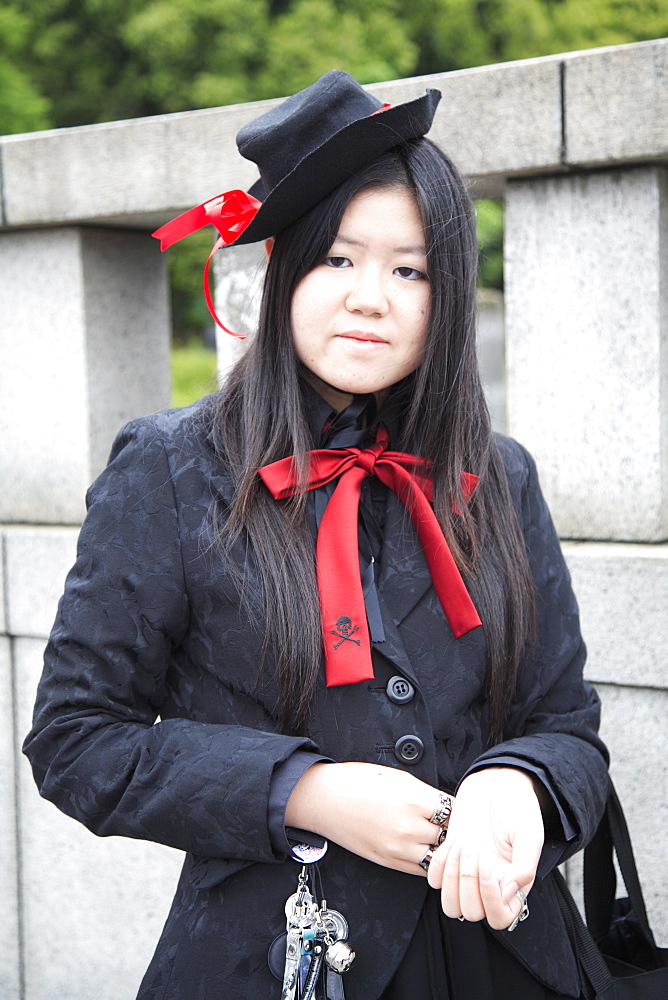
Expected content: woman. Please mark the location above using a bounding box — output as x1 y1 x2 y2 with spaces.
24 71 608 1000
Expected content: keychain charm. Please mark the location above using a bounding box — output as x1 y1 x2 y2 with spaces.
281 866 318 1000
273 866 355 1000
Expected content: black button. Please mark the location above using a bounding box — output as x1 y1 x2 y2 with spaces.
386 675 415 705
394 735 424 764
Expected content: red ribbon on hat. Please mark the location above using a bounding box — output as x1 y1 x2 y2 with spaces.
152 189 261 250
151 189 262 338
259 426 481 686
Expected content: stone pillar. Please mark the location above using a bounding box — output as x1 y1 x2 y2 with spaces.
1 524 184 1000
505 167 668 941
16 636 182 1000
0 629 20 998
505 166 667 542
0 228 171 524
477 288 506 433
213 242 265 382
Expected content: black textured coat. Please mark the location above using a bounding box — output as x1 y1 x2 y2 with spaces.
24 396 608 999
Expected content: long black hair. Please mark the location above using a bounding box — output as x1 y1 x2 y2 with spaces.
212 138 535 744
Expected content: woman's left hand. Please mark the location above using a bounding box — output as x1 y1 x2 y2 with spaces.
426 767 544 930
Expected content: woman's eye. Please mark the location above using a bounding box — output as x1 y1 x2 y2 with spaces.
325 256 351 269
395 266 426 280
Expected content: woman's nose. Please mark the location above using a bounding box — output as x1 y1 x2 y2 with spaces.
345 269 389 316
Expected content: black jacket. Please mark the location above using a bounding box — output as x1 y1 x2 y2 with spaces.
24 395 609 999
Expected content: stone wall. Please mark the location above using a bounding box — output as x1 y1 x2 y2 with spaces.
1 39 666 999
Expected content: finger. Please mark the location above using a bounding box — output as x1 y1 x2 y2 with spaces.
458 850 485 921
440 845 465 919
479 862 532 931
499 824 542 903
426 840 448 889
479 863 518 929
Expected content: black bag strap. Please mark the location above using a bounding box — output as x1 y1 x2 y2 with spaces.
554 868 613 1000
584 780 656 948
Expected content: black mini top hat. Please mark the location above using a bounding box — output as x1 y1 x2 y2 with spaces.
234 69 441 244
152 70 441 333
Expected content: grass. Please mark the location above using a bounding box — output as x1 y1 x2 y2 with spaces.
171 339 218 408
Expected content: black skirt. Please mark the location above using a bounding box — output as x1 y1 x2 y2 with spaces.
380 891 578 1000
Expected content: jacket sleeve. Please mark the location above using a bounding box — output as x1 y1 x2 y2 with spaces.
463 439 609 861
22 416 318 863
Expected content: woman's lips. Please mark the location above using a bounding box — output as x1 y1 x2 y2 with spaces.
337 331 388 345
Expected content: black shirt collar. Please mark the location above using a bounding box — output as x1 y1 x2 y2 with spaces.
300 377 376 448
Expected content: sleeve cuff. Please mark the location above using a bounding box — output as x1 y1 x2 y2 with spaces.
268 751 332 861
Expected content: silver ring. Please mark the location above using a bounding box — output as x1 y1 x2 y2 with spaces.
507 890 529 932
418 848 434 872
429 792 453 829
436 827 447 846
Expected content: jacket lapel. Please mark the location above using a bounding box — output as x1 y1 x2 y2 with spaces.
376 492 433 628
370 492 435 683
372 589 421 685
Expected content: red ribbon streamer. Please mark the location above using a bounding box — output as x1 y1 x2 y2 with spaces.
259 427 481 687
151 190 262 338
152 189 261 250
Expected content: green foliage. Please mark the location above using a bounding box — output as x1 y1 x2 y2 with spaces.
546 0 668 54
255 0 417 96
0 4 50 132
4 0 667 133
171 338 218 407
167 228 217 345
407 0 668 75
18 0 148 127
122 0 271 111
475 199 504 290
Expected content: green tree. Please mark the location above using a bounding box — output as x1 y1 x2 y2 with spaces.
121 0 271 111
256 0 416 96
5 0 668 134
15 0 147 128
0 4 50 133
407 0 668 75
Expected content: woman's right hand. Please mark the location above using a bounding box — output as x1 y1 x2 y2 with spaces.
284 762 443 875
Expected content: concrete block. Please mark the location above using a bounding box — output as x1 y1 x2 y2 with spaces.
564 542 668 690
2 41 668 230
565 682 668 942
371 58 563 198
16 637 183 1000
0 637 20 999
565 39 668 168
0 102 269 230
505 167 668 541
0 228 170 524
1 55 566 228
4 527 79 640
596 683 668 945
0 532 6 636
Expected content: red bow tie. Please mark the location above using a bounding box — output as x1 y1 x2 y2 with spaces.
259 426 482 687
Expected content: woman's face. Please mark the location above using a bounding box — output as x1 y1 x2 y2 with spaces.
290 186 431 410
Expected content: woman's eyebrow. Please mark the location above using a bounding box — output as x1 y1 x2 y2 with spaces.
333 234 427 256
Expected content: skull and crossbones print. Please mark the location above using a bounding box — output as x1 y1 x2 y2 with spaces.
331 615 361 648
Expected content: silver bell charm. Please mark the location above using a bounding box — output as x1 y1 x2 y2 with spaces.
324 939 355 974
